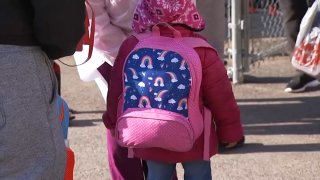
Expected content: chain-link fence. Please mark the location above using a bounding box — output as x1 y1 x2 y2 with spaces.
248 0 288 61
225 0 289 83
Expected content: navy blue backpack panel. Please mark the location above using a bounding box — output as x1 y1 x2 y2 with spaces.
123 48 191 117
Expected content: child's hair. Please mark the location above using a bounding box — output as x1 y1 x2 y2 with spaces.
132 0 205 33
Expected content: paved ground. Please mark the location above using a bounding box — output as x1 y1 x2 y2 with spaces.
58 56 320 180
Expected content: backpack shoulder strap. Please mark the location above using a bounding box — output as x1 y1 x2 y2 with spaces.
180 37 215 160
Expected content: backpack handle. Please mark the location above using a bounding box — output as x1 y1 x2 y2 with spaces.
152 22 182 38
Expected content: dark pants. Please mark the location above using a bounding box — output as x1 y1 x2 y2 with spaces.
279 0 316 79
146 160 212 180
278 0 313 52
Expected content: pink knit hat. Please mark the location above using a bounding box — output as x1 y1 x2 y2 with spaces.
132 0 205 33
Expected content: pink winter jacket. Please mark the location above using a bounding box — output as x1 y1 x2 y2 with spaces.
103 26 244 163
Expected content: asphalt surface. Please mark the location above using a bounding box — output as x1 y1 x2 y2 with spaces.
58 56 320 180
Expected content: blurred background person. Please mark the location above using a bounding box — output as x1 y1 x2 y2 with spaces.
279 0 320 93
0 0 85 178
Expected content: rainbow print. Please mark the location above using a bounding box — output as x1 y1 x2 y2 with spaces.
138 96 152 108
124 86 131 92
153 77 165 87
157 51 168 61
128 68 139 79
177 98 188 111
179 60 187 70
124 86 130 97
140 56 153 69
123 73 128 82
166 72 178 83
154 90 168 101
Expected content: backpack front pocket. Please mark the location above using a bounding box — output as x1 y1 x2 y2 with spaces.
116 108 194 152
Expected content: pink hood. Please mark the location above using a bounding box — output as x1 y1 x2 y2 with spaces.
132 0 205 33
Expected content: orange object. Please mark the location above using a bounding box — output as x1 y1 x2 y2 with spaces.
57 96 75 179
64 147 75 180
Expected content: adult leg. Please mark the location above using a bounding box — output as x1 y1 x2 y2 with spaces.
279 0 320 92
279 0 308 50
106 130 145 180
182 160 212 180
0 45 66 179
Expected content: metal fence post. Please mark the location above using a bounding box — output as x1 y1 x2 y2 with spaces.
231 0 244 83
242 0 250 73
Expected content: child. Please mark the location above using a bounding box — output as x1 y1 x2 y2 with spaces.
103 0 244 179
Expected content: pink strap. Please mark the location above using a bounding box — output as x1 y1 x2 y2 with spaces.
182 38 213 160
181 37 214 160
128 148 134 158
203 107 212 160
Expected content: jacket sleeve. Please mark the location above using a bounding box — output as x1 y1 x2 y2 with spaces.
87 0 137 62
102 36 138 129
197 48 244 142
30 0 86 60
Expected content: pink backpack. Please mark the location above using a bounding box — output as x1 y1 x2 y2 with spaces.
116 24 214 160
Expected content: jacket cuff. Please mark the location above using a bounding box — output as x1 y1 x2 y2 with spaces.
217 123 244 142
